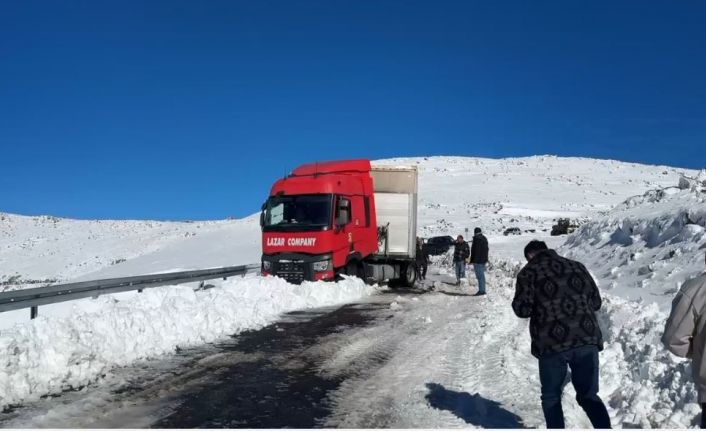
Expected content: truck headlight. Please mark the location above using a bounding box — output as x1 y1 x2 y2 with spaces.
313 259 331 272
262 260 271 271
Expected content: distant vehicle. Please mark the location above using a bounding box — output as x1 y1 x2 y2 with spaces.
503 227 521 236
551 218 579 236
424 235 455 256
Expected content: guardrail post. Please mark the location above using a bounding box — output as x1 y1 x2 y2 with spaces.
30 306 38 319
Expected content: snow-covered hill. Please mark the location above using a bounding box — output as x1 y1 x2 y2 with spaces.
0 214 260 290
1 155 693 288
379 155 691 238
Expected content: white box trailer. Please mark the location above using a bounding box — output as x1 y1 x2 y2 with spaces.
364 165 419 285
370 165 418 258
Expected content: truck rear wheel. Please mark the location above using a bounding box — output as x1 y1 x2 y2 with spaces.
387 263 416 288
402 263 417 287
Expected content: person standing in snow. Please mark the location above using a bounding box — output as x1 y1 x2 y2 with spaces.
512 240 611 429
662 251 706 428
470 227 489 296
415 237 429 282
452 235 470 286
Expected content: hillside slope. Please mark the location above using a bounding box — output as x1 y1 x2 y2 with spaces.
1 155 694 288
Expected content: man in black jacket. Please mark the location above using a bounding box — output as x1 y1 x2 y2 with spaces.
415 237 429 281
470 227 489 296
452 235 470 286
512 240 610 429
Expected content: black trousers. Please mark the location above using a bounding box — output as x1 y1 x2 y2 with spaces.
701 403 706 428
416 262 428 279
538 346 611 428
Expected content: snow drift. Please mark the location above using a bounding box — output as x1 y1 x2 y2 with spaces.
598 295 700 428
561 185 706 308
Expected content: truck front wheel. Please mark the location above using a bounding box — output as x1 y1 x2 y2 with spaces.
343 260 364 280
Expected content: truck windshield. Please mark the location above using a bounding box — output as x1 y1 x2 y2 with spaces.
263 194 333 232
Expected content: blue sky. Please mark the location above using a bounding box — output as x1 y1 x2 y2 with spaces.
1 1 705 220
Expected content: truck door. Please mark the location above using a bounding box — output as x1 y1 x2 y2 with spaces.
335 196 352 246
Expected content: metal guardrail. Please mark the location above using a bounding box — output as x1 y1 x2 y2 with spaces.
0 264 260 319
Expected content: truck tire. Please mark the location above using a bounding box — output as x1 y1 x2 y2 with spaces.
344 260 364 280
401 262 417 287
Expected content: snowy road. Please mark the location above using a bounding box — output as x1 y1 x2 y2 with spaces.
0 265 609 429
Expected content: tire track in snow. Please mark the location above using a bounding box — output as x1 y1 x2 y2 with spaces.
322 267 545 428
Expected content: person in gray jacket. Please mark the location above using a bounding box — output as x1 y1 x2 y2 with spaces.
663 251 706 428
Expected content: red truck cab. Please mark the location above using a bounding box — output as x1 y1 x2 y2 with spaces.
261 159 380 283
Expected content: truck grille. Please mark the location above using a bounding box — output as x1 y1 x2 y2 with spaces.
275 261 306 284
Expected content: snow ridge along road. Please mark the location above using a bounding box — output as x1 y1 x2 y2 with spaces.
0 275 377 410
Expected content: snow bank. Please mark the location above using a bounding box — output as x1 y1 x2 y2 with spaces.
561 187 706 308
554 185 706 425
598 295 700 428
0 275 376 409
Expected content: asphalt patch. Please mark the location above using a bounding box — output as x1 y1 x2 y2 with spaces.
152 302 390 428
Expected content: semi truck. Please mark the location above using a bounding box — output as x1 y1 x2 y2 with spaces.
260 159 418 285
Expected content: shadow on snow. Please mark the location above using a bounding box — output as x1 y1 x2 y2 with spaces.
425 383 525 429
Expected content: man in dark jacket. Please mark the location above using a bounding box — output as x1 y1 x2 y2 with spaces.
512 240 611 429
452 235 470 286
470 227 489 296
415 238 429 281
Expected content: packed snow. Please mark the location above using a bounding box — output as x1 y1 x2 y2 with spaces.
1 155 705 428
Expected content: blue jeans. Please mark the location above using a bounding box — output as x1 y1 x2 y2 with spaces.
474 264 486 293
454 261 465 282
538 345 611 429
